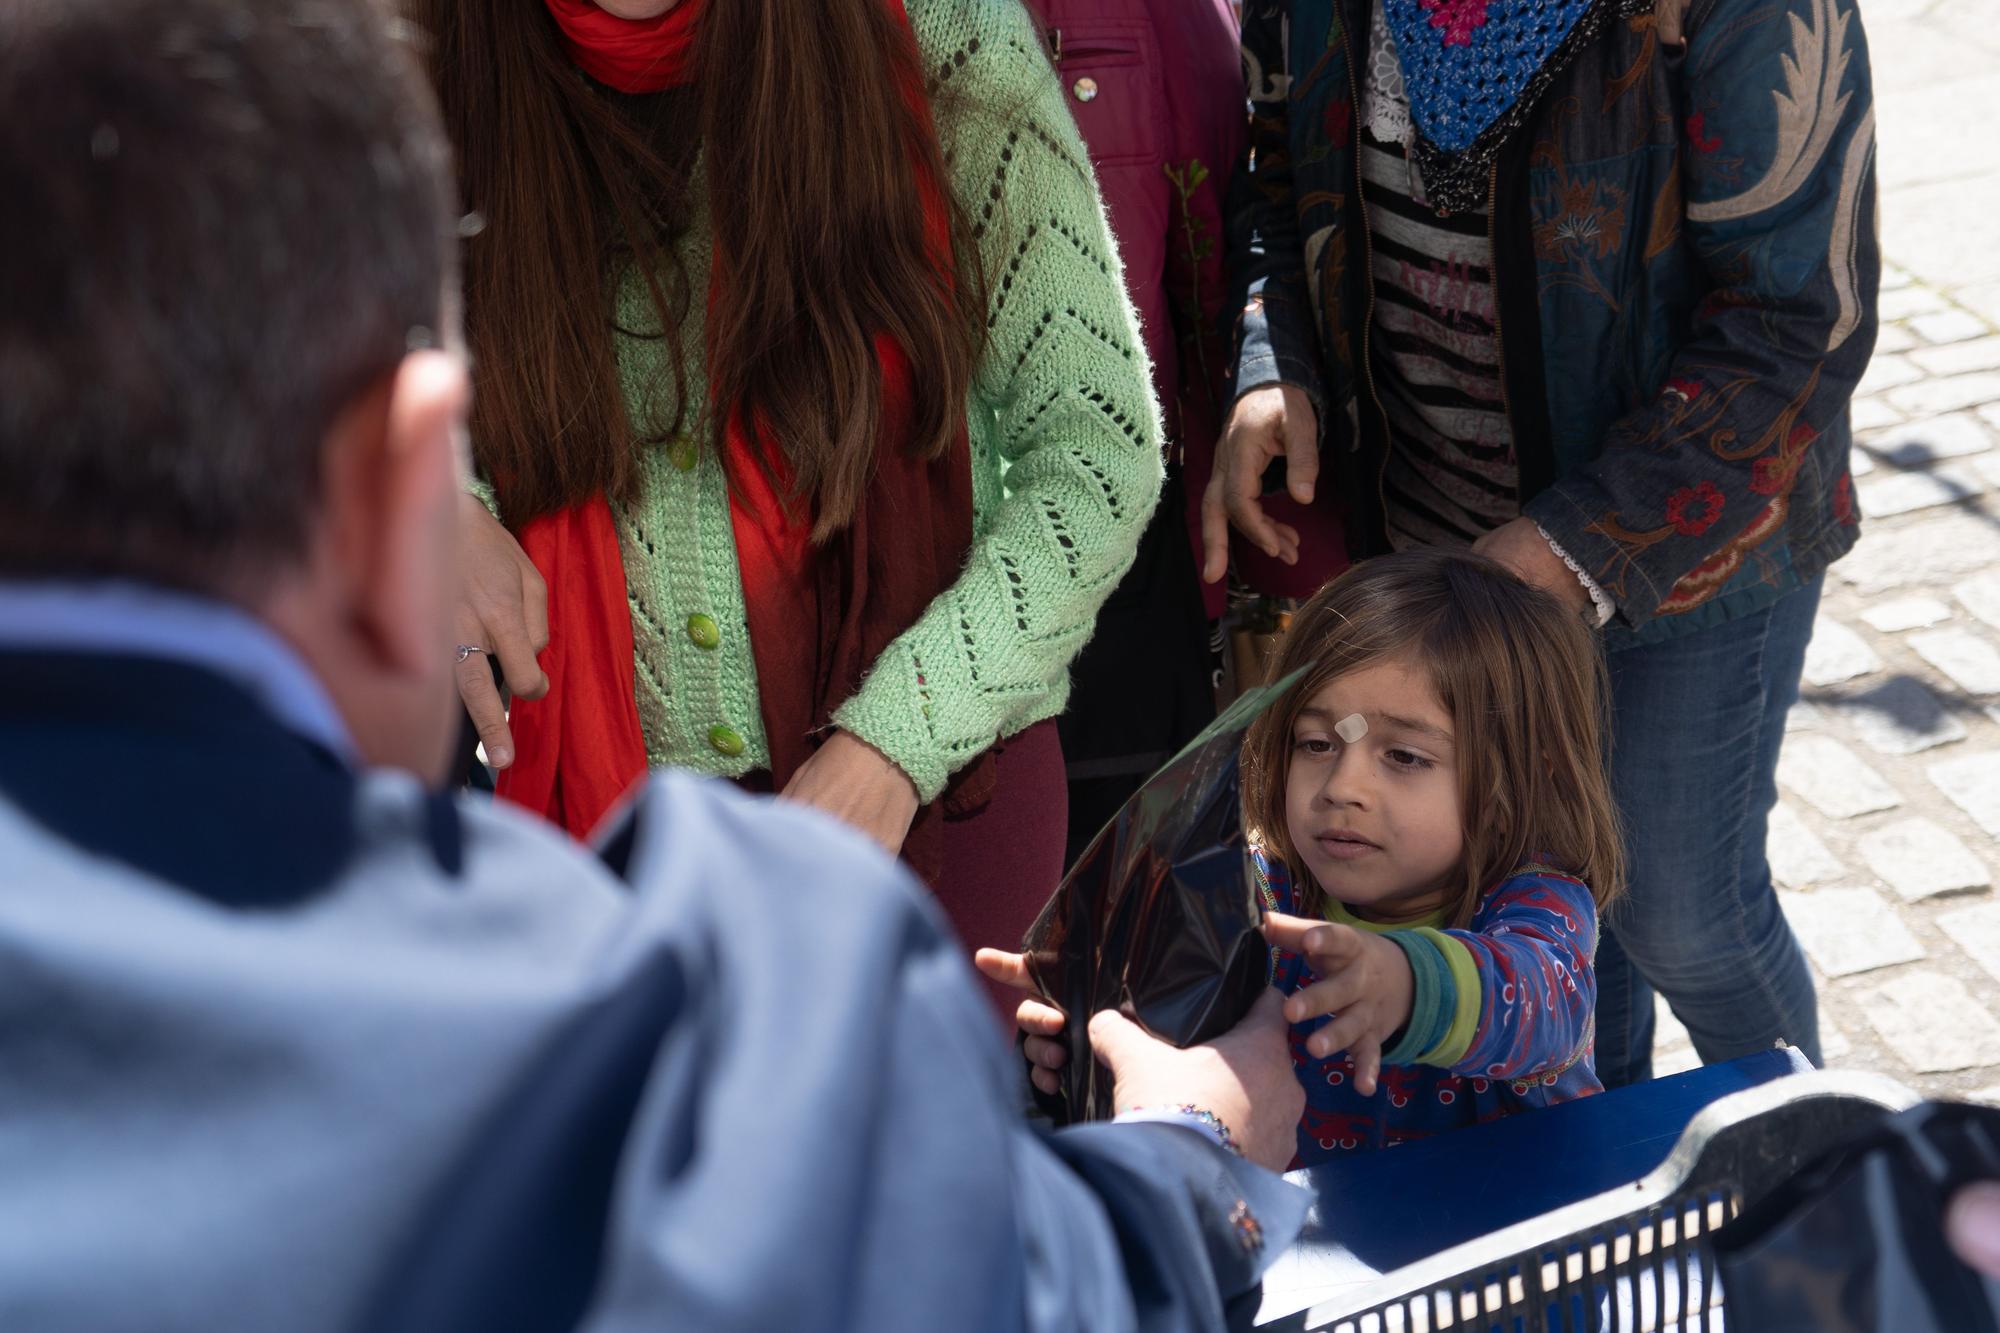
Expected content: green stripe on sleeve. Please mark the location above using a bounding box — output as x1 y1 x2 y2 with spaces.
1413 928 1481 1068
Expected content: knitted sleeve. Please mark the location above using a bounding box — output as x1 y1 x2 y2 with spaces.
834 0 1166 802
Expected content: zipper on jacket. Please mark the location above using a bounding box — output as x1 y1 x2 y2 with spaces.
1049 31 1144 65
1337 7 1395 532
1484 159 1520 505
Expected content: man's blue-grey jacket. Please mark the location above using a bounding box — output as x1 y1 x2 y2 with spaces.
0 591 1305 1333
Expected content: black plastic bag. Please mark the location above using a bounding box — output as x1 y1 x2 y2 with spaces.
1714 1099 2000 1332
1021 672 1298 1125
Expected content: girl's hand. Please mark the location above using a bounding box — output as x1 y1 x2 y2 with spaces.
975 949 1069 1095
780 731 921 854
455 492 550 769
1261 912 1415 1096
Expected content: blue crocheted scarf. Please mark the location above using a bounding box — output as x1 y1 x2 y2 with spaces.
1383 0 1651 212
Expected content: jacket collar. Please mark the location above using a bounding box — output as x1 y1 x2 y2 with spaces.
0 647 465 908
0 580 356 764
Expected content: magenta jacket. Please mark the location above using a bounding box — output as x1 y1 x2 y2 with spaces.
1025 0 1245 615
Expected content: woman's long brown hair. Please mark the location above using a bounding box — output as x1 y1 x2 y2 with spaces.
1242 550 1625 928
412 0 988 535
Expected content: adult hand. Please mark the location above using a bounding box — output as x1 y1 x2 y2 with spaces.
1093 988 1304 1172
975 949 1069 1096
977 952 1303 1170
781 730 921 855
455 492 549 769
1201 383 1320 584
1948 1181 2000 1277
1262 912 1413 1096
1471 516 1594 618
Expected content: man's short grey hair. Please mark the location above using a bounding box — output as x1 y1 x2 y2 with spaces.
0 0 456 591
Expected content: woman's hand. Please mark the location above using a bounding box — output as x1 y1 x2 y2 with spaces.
1471 516 1594 618
455 492 549 769
1261 912 1414 1096
780 730 921 854
1200 383 1320 583
976 949 1071 1096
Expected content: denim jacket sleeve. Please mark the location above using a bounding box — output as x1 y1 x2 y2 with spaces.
1523 0 1880 628
1223 1 1329 413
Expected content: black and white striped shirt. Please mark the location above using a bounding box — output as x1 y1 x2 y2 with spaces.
1361 131 1522 550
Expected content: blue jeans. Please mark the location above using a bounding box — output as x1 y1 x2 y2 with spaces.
1593 578 1825 1087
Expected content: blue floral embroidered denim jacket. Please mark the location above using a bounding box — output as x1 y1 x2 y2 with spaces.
1226 0 1881 643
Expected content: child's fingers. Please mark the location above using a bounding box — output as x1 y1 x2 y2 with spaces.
1303 1006 1374 1063
1016 998 1067 1037
975 948 1035 992
1024 1034 1067 1070
1259 912 1330 956
1351 1037 1383 1097
1263 915 1366 969
1283 973 1363 1027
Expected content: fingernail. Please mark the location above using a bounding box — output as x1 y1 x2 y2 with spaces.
489 747 511 767
1949 1186 2000 1271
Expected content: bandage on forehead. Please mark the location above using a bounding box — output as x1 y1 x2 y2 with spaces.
1334 713 1368 743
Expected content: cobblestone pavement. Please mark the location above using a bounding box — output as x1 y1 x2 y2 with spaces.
1648 0 2000 1093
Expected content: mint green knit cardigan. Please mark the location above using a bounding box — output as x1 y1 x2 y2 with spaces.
604 0 1162 802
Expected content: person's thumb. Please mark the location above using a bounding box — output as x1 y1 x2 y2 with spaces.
1244 984 1291 1032
1087 1008 1155 1069
1281 393 1320 504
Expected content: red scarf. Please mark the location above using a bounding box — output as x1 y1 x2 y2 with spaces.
540 0 699 94
503 0 989 874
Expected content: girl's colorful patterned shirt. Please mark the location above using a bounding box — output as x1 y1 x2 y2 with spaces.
1255 848 1603 1166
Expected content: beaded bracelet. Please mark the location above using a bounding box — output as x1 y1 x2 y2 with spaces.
1132 1104 1242 1156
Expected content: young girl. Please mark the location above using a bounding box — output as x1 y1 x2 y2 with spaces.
986 548 1624 1165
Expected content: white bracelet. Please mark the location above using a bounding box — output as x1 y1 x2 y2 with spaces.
1535 523 1616 628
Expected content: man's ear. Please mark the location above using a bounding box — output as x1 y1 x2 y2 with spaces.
330 350 470 680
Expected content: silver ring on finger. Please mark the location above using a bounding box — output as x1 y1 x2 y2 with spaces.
456 644 489 664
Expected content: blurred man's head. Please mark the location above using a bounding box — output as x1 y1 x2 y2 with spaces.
0 0 471 780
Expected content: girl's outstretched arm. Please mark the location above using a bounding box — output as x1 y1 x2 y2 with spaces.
1424 871 1600 1084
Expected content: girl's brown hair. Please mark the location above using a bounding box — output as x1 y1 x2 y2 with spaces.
1242 549 1625 926
411 0 988 537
